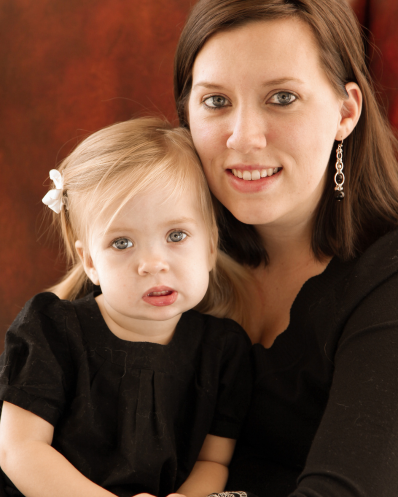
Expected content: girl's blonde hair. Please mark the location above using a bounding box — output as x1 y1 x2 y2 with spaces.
46 117 250 326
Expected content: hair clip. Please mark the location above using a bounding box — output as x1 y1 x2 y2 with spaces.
42 169 64 214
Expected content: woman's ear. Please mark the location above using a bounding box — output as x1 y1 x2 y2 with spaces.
336 82 362 141
75 240 100 285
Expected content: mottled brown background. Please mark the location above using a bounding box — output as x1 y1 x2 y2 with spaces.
1 0 397 351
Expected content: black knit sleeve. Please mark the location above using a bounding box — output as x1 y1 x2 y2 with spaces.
292 271 398 497
209 319 253 440
0 292 74 426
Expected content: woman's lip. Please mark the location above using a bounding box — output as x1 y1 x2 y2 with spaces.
142 286 178 307
226 165 279 171
226 168 281 193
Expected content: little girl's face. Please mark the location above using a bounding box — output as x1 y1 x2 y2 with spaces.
80 184 214 337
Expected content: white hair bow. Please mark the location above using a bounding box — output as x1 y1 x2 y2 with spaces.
42 169 64 214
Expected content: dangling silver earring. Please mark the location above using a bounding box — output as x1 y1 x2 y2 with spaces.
334 140 345 201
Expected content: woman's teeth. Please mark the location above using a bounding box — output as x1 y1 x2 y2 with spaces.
231 167 280 180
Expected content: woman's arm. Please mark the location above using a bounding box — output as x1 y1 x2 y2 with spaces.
0 401 119 497
177 434 236 497
292 271 398 496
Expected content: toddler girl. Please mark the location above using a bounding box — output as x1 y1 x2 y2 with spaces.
0 118 251 497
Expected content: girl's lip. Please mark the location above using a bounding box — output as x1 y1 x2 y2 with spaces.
142 286 178 307
226 168 282 193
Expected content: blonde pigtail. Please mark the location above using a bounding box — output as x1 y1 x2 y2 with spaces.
45 185 90 300
47 261 90 301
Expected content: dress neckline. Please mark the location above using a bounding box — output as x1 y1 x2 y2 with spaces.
70 290 191 364
252 255 351 369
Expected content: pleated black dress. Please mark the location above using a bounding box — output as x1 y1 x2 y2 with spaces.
0 291 252 497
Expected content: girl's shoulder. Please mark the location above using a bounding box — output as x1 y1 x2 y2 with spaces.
183 309 252 351
15 290 73 319
0 292 88 426
5 291 88 354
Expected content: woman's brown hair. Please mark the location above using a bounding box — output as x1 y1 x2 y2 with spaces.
174 0 398 266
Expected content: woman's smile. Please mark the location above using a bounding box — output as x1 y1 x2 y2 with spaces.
227 166 283 193
230 167 281 180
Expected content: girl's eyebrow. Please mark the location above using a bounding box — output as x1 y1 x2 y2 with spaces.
104 217 198 235
165 217 198 226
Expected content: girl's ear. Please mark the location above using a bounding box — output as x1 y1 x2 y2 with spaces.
336 82 362 140
75 240 100 285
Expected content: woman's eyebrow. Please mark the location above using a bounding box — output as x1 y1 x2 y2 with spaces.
261 77 305 87
192 77 304 91
192 81 226 91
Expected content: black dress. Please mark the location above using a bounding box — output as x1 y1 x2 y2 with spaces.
0 291 252 497
228 228 398 497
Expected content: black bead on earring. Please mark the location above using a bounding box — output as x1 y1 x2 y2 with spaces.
334 140 345 201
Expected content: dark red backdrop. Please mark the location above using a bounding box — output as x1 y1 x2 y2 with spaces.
1 0 397 351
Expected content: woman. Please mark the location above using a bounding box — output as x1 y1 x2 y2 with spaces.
174 0 398 496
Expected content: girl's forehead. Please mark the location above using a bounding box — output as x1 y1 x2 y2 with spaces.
93 182 206 235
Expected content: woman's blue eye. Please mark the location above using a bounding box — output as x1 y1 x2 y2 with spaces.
112 238 133 250
167 231 187 243
270 92 297 106
203 95 229 108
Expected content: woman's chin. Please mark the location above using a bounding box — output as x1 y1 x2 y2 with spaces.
226 203 281 227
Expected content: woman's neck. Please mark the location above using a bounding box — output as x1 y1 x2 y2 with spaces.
255 215 316 269
244 218 332 347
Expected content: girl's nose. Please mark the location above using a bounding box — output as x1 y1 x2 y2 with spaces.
137 257 169 276
226 110 267 154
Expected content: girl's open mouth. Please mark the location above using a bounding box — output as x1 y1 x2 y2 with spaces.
142 287 178 307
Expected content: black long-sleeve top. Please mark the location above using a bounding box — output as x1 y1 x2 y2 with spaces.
228 228 398 497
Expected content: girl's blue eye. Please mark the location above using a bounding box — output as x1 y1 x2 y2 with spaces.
167 231 187 243
203 95 229 108
269 92 297 106
112 238 133 250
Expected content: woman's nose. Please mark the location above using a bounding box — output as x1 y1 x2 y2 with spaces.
226 109 267 154
137 256 169 276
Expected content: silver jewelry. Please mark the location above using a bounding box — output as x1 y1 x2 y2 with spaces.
334 140 345 201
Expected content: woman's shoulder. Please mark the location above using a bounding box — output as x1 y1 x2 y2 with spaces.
340 227 398 297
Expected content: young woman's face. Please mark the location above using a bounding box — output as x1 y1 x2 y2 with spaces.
188 18 346 229
82 184 213 332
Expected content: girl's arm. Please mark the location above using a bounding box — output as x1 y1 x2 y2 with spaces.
177 434 236 497
0 401 140 497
